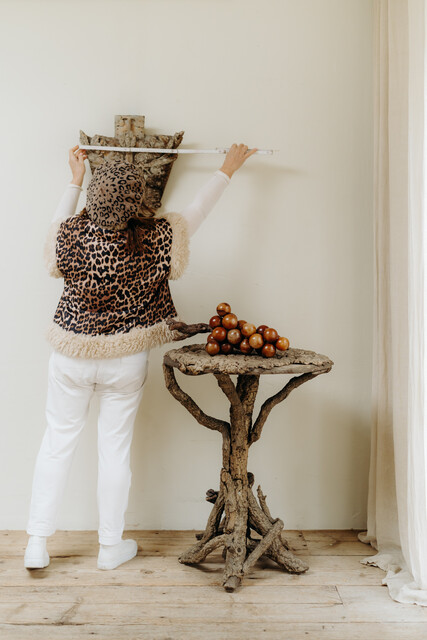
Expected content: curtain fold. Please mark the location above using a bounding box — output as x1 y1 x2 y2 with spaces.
358 0 427 606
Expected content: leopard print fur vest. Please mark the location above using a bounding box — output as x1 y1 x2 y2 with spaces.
43 207 189 359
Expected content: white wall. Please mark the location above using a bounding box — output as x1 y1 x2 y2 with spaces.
0 0 373 532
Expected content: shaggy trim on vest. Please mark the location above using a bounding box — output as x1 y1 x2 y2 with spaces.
43 217 64 278
161 212 190 280
45 315 184 359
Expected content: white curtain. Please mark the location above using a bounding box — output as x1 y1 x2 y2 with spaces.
358 0 427 606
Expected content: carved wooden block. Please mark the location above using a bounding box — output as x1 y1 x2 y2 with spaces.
80 115 184 209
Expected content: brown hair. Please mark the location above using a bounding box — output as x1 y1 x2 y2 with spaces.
125 203 158 255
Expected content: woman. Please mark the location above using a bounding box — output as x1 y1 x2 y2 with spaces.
24 142 257 570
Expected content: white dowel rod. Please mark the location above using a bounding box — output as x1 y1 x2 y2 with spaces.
78 145 277 155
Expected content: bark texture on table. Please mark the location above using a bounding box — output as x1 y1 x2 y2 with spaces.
163 343 334 376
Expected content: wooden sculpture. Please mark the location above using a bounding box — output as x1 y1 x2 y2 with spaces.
80 115 184 209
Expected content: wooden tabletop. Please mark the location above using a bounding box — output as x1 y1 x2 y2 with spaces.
163 344 334 377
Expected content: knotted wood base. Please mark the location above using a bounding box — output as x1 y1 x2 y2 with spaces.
163 344 333 591
179 469 308 592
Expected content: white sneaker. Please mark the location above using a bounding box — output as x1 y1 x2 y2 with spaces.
97 538 138 570
24 536 50 569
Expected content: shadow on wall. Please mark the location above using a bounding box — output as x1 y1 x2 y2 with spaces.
250 389 371 530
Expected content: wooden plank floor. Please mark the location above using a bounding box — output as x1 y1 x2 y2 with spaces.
1 529 427 639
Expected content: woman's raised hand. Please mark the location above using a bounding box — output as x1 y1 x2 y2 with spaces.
220 143 258 179
69 145 88 187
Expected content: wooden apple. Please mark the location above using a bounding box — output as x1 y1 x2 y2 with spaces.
212 327 227 342
241 323 257 338
239 338 252 354
209 315 222 329
249 333 264 349
221 342 233 354
222 313 238 329
262 343 276 358
217 302 231 317
227 328 242 345
276 336 290 351
264 328 279 343
256 325 268 336
206 340 220 355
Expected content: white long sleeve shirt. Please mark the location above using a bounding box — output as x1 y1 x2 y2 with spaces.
52 169 231 236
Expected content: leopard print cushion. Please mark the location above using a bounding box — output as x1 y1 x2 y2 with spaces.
86 161 149 230
53 209 177 336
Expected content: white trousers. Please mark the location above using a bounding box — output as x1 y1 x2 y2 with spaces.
26 348 150 545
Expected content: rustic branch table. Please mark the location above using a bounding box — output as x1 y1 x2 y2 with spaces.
163 343 333 592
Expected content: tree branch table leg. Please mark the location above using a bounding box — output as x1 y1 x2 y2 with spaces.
178 487 225 564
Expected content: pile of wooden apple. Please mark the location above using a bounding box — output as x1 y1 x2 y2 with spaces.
205 302 290 358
